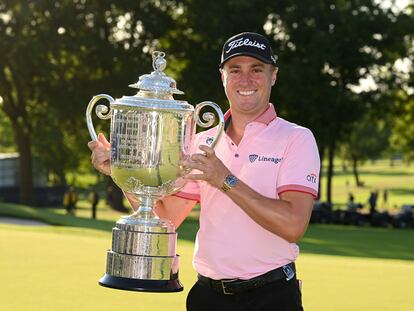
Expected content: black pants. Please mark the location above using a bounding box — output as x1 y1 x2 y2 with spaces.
186 277 303 311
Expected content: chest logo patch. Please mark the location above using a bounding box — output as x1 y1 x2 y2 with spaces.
249 154 283 165
205 137 214 145
249 154 259 163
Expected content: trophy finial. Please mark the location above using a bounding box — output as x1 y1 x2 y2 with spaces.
129 51 184 95
152 51 167 73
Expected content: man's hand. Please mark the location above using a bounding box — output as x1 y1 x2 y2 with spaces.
87 133 111 176
183 145 230 189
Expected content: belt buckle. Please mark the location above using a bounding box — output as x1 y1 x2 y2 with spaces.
282 264 295 281
221 278 238 295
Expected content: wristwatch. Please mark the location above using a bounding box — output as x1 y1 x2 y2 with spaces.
222 174 238 192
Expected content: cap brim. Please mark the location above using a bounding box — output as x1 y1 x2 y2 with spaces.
219 52 275 68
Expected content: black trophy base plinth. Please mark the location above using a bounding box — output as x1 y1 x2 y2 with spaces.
99 274 183 293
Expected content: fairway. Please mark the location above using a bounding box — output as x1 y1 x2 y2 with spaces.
1 223 413 311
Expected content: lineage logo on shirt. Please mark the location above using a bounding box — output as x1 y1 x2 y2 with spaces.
249 154 283 165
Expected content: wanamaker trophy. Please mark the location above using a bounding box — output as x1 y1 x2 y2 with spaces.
86 51 224 292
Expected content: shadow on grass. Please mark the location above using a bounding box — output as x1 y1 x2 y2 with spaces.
0 202 200 241
332 170 412 177
300 224 414 261
2 203 413 262
0 202 115 232
390 188 414 196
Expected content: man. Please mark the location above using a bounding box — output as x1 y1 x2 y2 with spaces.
88 32 320 311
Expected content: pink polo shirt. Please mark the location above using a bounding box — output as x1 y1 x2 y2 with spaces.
176 103 320 280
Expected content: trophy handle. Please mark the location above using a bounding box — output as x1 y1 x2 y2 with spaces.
86 94 114 141
194 101 224 149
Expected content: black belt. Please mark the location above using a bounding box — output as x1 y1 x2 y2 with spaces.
197 263 296 295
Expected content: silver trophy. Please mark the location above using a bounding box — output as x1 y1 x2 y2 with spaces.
86 51 224 292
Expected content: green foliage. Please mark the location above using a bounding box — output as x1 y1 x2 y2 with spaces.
0 0 179 190
0 107 15 152
1 0 413 202
267 0 413 145
338 116 391 186
390 95 414 161
340 119 390 162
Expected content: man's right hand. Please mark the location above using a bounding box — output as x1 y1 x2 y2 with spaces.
87 133 111 176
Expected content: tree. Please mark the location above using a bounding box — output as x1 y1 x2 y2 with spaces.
390 94 414 161
339 118 390 186
264 0 414 204
0 0 179 206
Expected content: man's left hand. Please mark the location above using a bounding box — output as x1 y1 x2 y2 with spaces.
183 145 230 189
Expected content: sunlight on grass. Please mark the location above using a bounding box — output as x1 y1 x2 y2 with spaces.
320 159 414 210
1 224 413 311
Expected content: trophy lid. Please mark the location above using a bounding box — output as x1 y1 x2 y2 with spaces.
130 51 183 95
113 51 193 111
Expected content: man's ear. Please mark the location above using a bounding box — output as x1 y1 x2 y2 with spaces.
271 67 278 86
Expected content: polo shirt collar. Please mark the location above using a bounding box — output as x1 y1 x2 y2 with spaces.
224 103 277 129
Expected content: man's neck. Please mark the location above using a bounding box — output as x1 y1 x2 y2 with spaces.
226 107 267 145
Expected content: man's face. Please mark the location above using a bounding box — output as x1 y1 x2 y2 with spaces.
221 56 277 116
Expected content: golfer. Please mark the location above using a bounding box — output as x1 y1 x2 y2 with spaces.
89 32 320 311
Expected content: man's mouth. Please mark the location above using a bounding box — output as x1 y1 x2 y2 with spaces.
237 90 256 96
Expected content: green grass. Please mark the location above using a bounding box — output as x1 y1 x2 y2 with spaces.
320 159 414 210
0 224 195 311
1 203 414 311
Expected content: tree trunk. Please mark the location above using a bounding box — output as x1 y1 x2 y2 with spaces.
106 178 128 213
352 156 362 187
317 145 325 201
326 141 335 209
11 120 34 206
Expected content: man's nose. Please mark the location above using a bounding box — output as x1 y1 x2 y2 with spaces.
239 72 252 84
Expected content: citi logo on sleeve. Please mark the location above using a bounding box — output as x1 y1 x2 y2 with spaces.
249 154 282 165
306 173 318 183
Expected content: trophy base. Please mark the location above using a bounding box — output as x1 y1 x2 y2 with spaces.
99 274 183 293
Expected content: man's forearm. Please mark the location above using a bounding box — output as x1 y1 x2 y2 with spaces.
223 178 313 243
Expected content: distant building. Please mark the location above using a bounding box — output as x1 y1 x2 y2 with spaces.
0 153 63 206
0 153 19 187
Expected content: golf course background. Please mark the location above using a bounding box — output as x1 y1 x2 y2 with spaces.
1 160 413 311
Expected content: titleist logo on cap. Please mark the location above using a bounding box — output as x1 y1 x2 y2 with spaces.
226 38 266 53
219 32 277 68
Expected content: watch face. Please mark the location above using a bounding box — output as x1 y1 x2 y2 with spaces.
226 175 238 187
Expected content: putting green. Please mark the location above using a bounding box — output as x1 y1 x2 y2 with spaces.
1 224 413 311
0 225 195 311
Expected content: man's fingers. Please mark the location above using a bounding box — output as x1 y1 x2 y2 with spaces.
183 160 205 171
199 145 215 157
185 173 204 180
98 133 111 148
190 153 209 163
88 140 100 151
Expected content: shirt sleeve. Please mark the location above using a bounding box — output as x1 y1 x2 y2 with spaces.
276 127 320 198
173 180 200 202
